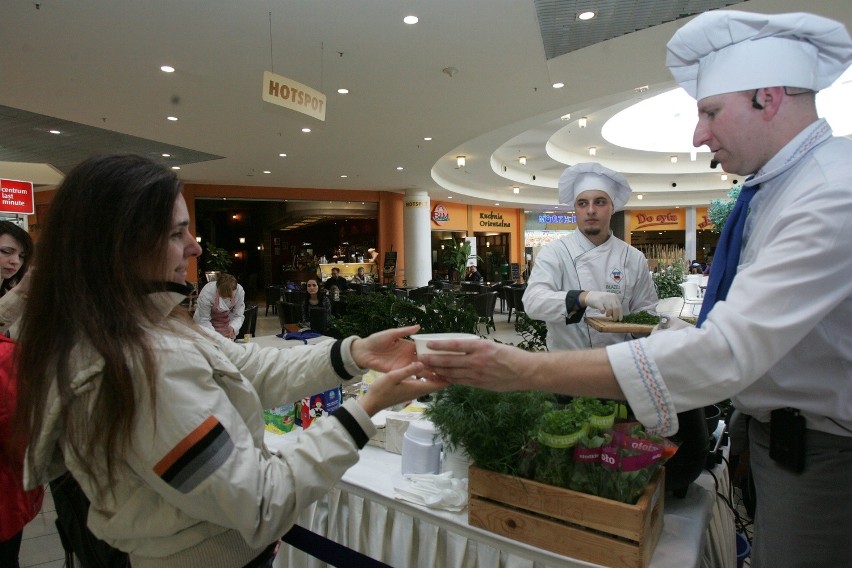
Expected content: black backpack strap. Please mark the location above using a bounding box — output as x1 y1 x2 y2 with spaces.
49 472 129 568
282 524 392 567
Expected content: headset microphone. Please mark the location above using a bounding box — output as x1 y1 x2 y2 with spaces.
710 159 719 169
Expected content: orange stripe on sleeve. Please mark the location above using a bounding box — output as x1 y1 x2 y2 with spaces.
153 416 220 477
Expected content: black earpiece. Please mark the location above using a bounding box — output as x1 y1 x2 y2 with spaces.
751 90 765 110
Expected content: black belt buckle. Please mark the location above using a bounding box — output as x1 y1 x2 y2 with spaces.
769 407 806 473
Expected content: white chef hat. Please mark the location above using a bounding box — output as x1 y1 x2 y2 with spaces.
666 11 852 101
558 163 632 211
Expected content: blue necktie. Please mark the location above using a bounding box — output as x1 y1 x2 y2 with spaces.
696 183 761 327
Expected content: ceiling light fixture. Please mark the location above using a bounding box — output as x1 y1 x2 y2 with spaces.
670 156 678 163
721 174 728 181
49 129 61 134
403 15 418 25
160 65 175 73
396 166 404 170
690 149 698 161
239 237 246 244
513 186 520 194
423 137 432 141
588 147 597 156
167 116 178 121
637 194 643 200
552 82 564 89
171 166 180 170
263 170 271 174
561 113 571 121
337 88 349 94
577 10 596 21
301 127 311 133
456 155 466 167
578 117 587 128
279 153 287 157
519 156 526 165
162 153 170 157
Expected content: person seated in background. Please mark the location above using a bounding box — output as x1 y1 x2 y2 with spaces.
351 266 371 284
302 278 332 325
193 273 246 340
324 267 348 292
464 265 483 283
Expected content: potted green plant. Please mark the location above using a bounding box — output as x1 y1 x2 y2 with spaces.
203 241 232 282
442 238 482 284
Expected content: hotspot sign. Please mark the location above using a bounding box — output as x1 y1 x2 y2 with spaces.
0 179 34 215
262 71 327 121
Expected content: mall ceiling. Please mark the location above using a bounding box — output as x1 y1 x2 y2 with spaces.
2 0 849 213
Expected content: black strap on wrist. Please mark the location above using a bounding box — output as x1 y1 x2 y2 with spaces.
565 289 585 324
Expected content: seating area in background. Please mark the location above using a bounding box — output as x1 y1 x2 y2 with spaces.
266 279 528 334
679 281 703 316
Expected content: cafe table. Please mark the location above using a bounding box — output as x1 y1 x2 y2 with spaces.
267 424 735 568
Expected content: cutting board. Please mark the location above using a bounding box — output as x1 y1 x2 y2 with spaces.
585 316 655 335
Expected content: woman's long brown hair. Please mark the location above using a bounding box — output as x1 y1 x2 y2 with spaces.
16 154 183 488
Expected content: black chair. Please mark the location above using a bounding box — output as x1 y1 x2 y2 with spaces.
237 304 258 339
473 291 499 334
393 288 409 300
507 284 526 323
461 282 486 294
406 286 433 304
277 300 302 328
264 285 282 316
489 282 506 313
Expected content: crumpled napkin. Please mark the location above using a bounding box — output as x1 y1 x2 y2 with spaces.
393 471 468 512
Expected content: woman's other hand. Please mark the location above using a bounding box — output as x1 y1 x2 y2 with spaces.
350 324 420 372
357 362 446 416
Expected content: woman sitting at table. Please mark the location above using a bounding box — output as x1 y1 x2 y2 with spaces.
302 278 332 325
193 273 245 340
15 154 444 568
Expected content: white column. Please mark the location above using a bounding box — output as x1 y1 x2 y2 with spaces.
403 191 432 287
685 207 697 263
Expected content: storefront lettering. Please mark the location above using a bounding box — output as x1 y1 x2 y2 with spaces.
538 213 576 224
697 214 714 230
431 204 449 224
635 212 680 230
479 211 510 228
405 200 426 207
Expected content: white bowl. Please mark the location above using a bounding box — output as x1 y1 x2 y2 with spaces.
411 333 479 355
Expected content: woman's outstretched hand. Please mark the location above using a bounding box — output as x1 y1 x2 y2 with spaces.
357 362 447 416
350 324 421 372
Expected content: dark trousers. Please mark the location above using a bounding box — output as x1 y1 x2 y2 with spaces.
0 530 24 568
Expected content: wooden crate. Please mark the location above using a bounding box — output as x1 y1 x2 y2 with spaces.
468 466 665 568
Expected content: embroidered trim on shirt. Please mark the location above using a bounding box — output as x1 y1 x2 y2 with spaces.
154 416 234 493
627 340 675 435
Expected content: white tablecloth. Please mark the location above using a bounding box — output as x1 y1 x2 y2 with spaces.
245 334 335 350
267 430 735 568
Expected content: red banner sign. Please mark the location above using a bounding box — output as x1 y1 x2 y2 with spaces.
0 179 34 215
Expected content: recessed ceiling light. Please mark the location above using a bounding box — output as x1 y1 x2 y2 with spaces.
279 153 287 157
49 129 61 134
162 153 170 157
403 15 418 25
396 166 404 170
637 194 643 200
423 137 432 141
578 10 596 21
560 113 572 121
513 186 520 194
552 82 565 89
301 127 311 133
495 202 500 206
167 116 178 121
171 166 180 170
448 196 453 199
160 65 175 73
337 88 349 94
263 170 271 174
578 117 587 128
340 175 348 178
670 156 678 163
